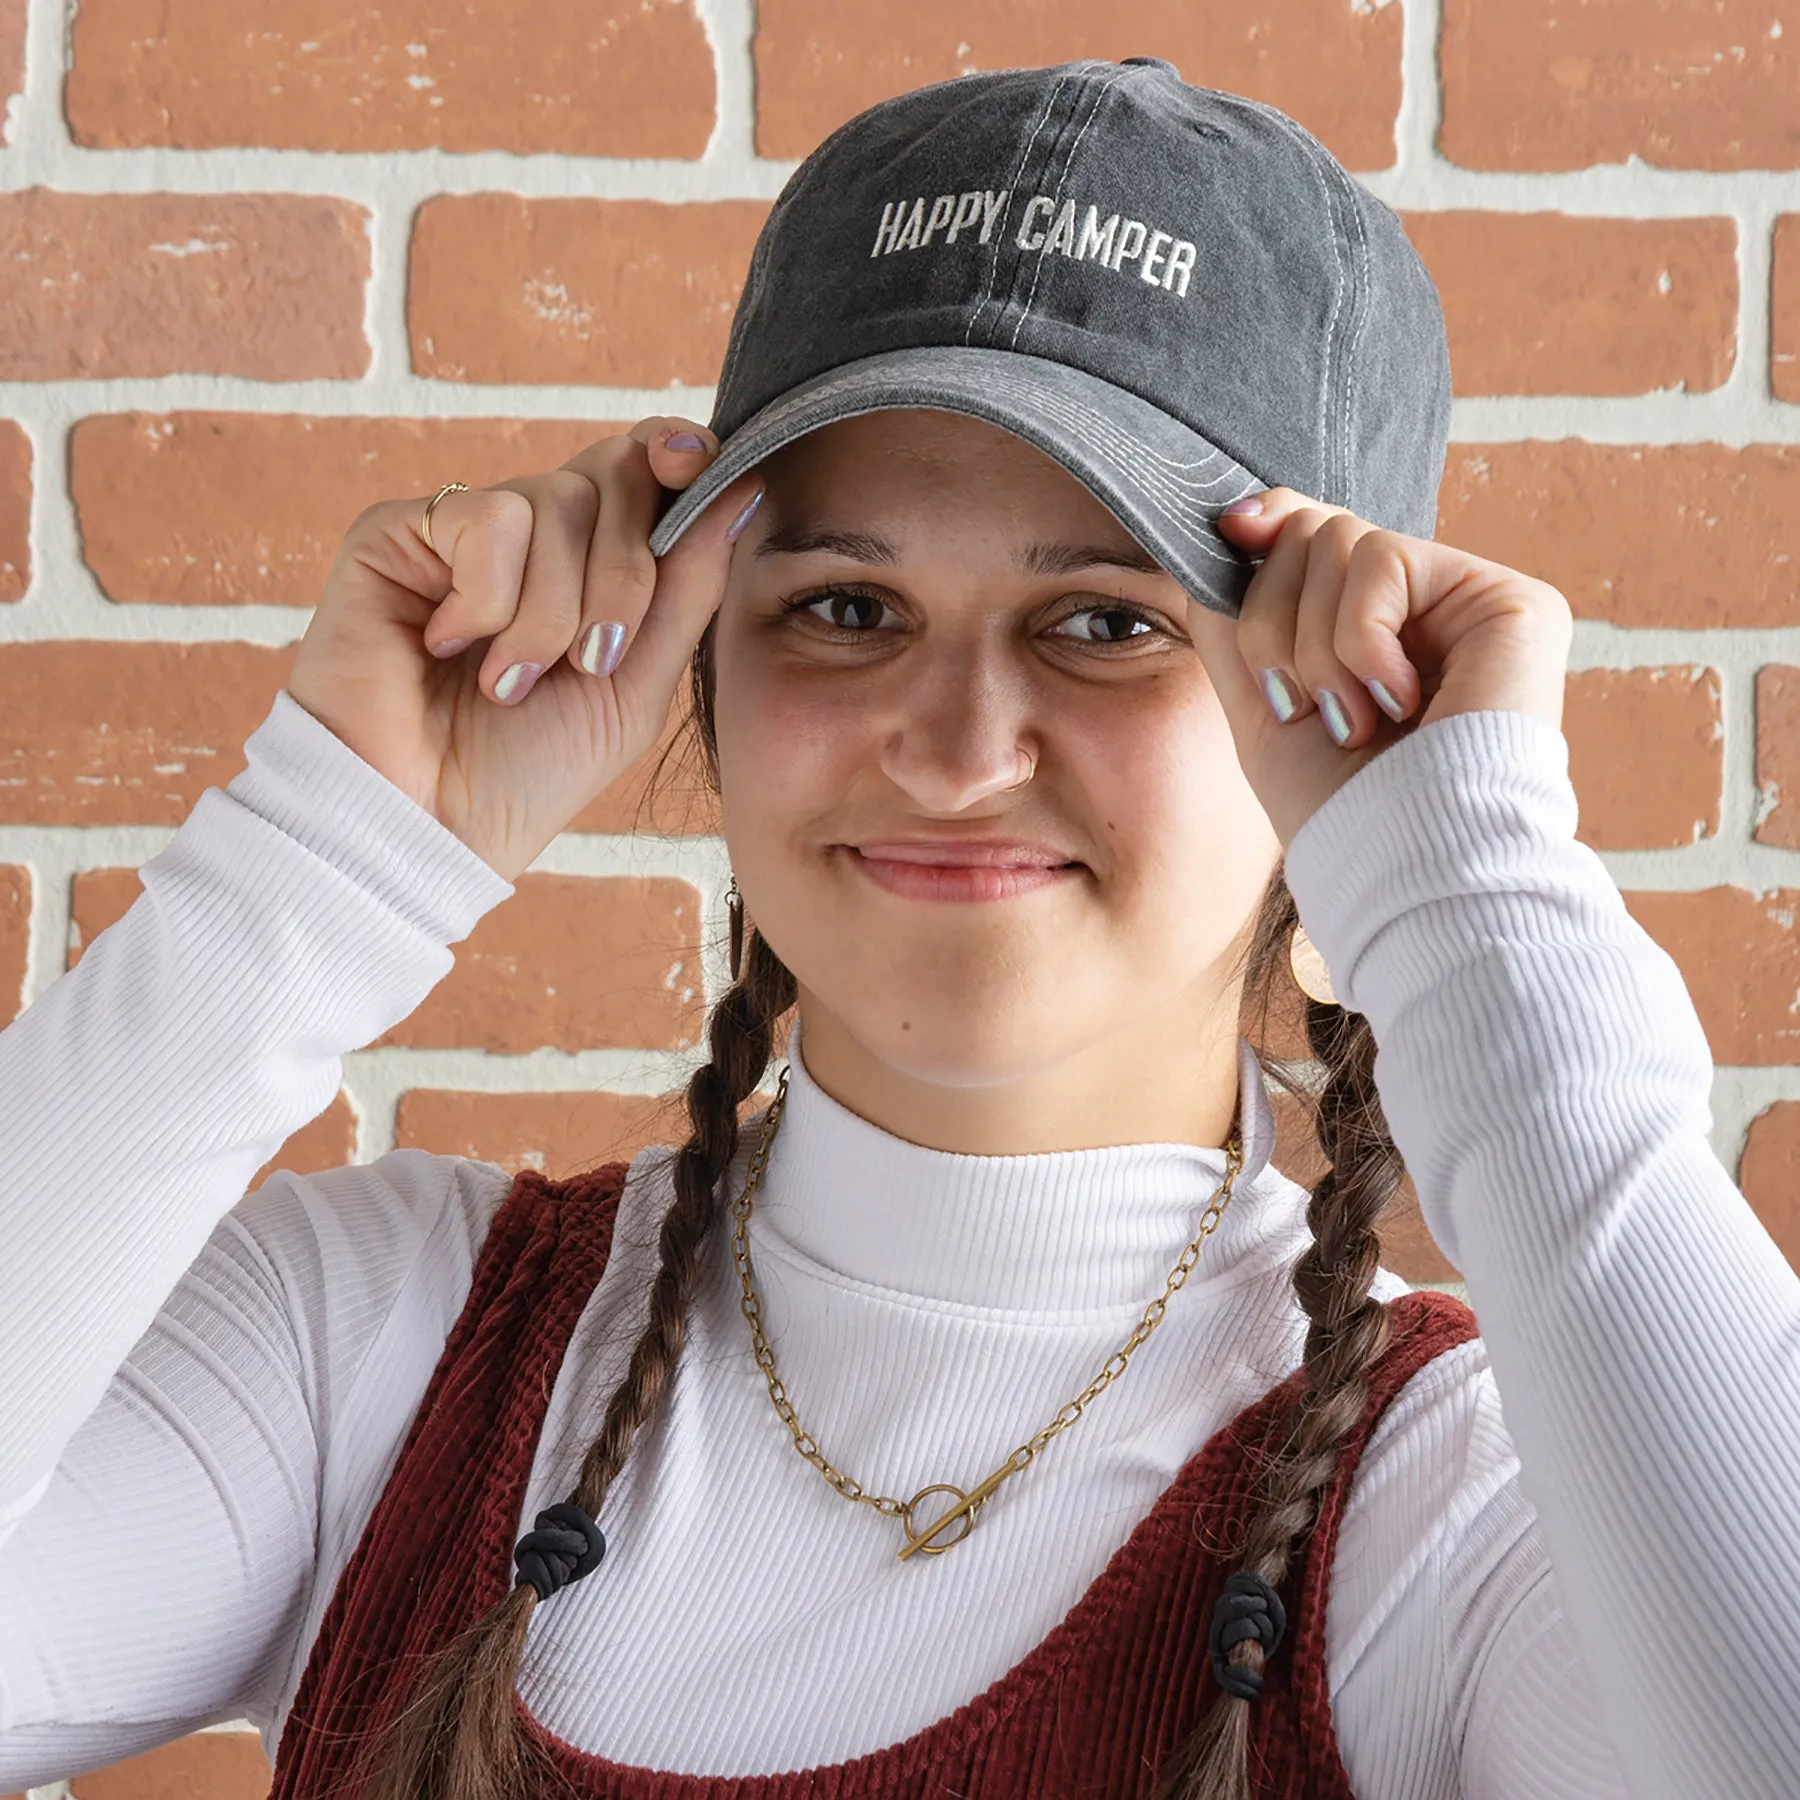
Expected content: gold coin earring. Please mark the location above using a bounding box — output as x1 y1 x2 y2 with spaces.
726 875 746 984
1289 923 1338 1007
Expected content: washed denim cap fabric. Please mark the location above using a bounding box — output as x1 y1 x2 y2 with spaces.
648 56 1452 618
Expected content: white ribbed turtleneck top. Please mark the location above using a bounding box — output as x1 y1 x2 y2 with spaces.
2 691 1799 1800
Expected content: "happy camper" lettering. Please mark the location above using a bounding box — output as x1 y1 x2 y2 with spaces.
869 189 1197 298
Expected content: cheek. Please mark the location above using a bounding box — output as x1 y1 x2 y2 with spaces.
1089 691 1280 944
711 630 870 891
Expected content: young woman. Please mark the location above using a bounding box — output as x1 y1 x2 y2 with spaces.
3 58 1797 1800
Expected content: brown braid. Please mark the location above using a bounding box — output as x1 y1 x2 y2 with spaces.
358 597 1405 1800
1156 875 1406 1800
358 886 796 1800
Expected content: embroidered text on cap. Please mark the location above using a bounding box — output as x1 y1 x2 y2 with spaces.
871 190 1197 296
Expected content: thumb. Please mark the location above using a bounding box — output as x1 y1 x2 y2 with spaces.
611 472 764 713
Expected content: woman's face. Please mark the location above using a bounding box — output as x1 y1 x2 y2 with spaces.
711 408 1282 1151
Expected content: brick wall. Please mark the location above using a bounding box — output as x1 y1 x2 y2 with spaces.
4 1 1800 1794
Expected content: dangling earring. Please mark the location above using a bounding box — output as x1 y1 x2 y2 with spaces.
726 874 746 984
1289 922 1337 1007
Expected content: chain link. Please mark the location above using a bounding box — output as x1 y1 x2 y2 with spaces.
730 1064 1245 1559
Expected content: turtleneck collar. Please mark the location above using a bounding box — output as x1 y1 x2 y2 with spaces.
742 1017 1299 1314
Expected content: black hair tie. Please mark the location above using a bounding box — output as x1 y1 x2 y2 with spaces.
512 1502 607 1602
1208 1570 1288 1701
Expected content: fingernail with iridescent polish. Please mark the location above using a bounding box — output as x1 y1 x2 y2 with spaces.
726 489 764 542
1367 677 1407 722
1259 667 1301 723
579 621 628 677
431 637 471 660
1317 688 1353 746
494 661 543 704
666 431 707 452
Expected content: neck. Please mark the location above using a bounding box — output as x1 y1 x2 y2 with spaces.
749 1020 1283 1312
789 984 1244 1157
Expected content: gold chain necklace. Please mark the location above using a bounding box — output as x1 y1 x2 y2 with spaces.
730 1065 1245 1561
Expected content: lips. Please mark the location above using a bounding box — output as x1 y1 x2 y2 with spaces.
850 839 1079 869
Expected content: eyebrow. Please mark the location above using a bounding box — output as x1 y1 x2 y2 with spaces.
752 523 1166 578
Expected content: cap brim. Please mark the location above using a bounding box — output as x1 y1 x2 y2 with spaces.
648 346 1267 617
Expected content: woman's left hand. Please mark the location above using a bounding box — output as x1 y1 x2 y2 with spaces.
1188 490 1573 846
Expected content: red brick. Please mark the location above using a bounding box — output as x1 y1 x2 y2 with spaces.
1623 888 1800 1066
0 419 29 601
374 874 703 1054
398 1088 687 1179
66 865 142 964
1269 1088 1459 1287
0 635 714 839
1442 0 1800 172
1740 1103 1800 1271
0 642 294 825
754 0 1401 171
1565 667 1721 851
409 197 768 387
1756 667 1800 848
0 864 27 1025
1402 212 1736 397
0 189 368 381
65 0 712 156
396 1084 783 1181
0 0 20 141
1437 441 1800 631
1775 216 1800 404
68 1729 271 1800
71 413 622 608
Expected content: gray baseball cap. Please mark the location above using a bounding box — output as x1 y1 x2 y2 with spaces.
648 57 1451 617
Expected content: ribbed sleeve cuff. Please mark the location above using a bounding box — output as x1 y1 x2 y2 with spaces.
227 689 514 945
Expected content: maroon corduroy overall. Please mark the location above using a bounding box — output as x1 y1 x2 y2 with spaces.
269 1160 1478 1799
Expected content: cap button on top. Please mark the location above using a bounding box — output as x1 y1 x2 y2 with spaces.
1119 56 1180 75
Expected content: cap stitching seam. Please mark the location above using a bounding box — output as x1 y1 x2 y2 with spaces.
1255 105 1344 504
1302 139 1372 514
1333 174 1375 521
1007 65 1133 350
965 76 1071 348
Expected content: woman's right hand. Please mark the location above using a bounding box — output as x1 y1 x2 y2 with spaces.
285 417 762 882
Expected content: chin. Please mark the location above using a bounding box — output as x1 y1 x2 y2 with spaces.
835 981 1097 1085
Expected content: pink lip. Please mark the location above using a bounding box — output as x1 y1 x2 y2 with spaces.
845 841 1083 903
850 838 1078 868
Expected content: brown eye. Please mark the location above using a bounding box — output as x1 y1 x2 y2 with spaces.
780 587 894 633
1052 604 1164 645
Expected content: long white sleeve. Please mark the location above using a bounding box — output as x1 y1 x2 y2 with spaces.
1286 708 1800 1800
0 687 511 1530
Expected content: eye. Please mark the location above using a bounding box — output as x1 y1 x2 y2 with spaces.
779 585 896 635
1051 602 1167 647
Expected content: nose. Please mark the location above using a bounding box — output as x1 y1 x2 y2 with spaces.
875 642 1041 813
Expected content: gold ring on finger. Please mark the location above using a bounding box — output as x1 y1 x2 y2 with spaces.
421 482 468 557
